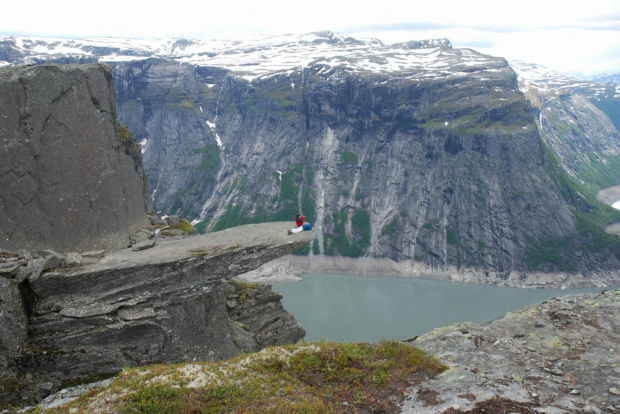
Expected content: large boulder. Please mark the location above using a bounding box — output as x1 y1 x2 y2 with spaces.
0 64 151 254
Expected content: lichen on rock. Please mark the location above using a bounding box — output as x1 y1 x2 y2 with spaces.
401 289 620 413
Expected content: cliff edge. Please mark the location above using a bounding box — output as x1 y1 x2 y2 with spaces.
1 222 314 408
0 63 314 409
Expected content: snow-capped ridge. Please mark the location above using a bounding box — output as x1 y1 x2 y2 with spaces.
392 38 452 50
0 32 478 81
511 60 620 99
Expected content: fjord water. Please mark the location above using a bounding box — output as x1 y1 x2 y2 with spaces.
276 274 612 343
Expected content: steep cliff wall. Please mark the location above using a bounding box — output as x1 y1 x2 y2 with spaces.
3 35 620 282
111 55 619 280
0 64 152 253
514 62 620 192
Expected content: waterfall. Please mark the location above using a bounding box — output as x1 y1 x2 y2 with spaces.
198 79 227 221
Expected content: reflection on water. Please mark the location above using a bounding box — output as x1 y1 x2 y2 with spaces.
276 274 613 343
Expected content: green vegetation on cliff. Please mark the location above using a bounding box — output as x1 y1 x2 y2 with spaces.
36 341 447 414
164 86 201 114
523 145 620 271
574 152 620 192
211 165 316 234
271 171 300 221
193 144 221 178
212 204 247 232
593 98 620 132
340 150 358 165
325 209 371 257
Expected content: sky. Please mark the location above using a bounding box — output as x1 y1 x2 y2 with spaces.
3 0 620 75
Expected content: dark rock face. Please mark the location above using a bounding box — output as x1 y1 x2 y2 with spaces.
0 64 152 254
6 222 311 405
0 277 27 371
226 279 306 349
113 59 219 219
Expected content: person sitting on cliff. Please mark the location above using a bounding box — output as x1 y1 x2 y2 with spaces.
295 214 305 227
288 222 313 235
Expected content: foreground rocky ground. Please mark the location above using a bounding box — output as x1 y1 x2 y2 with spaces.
29 289 619 413
403 289 620 413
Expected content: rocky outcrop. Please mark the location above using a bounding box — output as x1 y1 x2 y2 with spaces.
226 279 306 349
0 222 313 407
0 64 152 254
402 289 620 413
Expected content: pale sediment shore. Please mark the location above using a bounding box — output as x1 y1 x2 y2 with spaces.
597 184 620 204
605 222 620 235
237 254 620 289
237 185 620 289
598 184 620 235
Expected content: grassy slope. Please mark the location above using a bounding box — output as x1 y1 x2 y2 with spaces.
36 341 447 414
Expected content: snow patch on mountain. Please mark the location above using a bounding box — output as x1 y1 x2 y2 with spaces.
511 60 620 99
1 32 509 83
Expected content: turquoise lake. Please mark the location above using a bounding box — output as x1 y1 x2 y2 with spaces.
275 274 614 343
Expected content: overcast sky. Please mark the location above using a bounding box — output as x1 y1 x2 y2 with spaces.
3 0 620 75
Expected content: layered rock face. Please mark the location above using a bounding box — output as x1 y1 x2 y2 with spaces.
0 277 27 371
0 64 152 253
3 223 311 405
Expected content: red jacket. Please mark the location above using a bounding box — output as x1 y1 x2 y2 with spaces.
295 216 305 227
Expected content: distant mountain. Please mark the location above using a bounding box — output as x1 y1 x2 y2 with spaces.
511 61 620 187
0 32 449 74
512 61 620 132
587 72 620 85
2 33 620 286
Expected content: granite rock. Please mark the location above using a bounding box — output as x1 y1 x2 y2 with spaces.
0 64 152 254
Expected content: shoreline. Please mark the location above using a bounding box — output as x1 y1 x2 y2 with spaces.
238 185 620 289
237 254 620 289
596 184 620 205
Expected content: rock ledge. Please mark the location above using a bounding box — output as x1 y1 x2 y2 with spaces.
1 222 314 407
